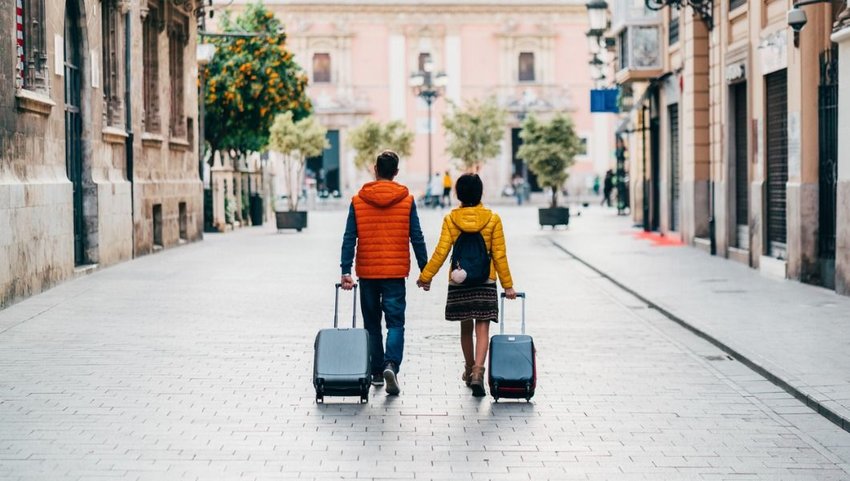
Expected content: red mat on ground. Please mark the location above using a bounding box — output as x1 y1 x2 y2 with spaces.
631 230 685 247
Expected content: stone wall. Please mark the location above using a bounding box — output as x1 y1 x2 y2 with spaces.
0 0 202 308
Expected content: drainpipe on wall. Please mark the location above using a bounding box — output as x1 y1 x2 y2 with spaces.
124 11 135 257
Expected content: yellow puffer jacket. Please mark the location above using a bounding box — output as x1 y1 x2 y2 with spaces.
419 204 513 289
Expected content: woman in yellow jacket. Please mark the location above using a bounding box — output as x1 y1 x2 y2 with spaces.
417 174 517 397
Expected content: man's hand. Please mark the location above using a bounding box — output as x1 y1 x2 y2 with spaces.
340 275 355 290
416 279 431 292
504 287 517 299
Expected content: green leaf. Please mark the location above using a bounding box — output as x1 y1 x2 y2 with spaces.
443 97 507 171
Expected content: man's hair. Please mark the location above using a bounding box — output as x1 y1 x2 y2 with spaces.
376 151 399 179
456 173 483 206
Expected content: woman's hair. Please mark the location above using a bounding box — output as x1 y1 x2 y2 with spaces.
455 173 483 206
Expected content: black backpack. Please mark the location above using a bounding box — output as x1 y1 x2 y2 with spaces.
450 231 491 285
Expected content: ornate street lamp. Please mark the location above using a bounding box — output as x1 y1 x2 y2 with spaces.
410 58 448 184
586 0 609 34
586 30 602 56
646 0 713 30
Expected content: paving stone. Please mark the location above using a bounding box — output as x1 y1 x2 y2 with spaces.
0 207 848 480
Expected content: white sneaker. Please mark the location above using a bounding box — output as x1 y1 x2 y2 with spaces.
383 364 400 396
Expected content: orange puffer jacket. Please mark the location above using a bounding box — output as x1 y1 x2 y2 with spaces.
352 181 414 279
418 204 513 289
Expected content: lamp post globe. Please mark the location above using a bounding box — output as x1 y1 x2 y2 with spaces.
585 0 609 32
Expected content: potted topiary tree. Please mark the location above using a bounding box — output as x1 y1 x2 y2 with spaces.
517 114 580 228
269 111 328 231
443 97 507 173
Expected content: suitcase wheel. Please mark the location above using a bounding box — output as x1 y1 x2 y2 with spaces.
316 395 324 404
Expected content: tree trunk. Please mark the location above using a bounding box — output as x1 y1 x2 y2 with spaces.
550 187 558 208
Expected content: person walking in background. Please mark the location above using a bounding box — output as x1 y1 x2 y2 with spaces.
512 174 525 206
430 172 444 208
602 169 614 207
339 151 429 396
442 171 453 207
417 174 517 397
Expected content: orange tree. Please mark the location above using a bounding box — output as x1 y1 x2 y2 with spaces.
203 3 311 159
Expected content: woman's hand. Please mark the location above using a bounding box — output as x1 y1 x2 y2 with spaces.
504 287 517 299
416 279 431 291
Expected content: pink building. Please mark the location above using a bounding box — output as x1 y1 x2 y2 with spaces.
217 0 609 200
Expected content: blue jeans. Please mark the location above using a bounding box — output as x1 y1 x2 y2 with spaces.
359 278 406 375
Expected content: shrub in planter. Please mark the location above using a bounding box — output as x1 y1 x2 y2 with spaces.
269 112 328 231
517 114 581 228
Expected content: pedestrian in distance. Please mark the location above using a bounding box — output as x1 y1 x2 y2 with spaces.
339 150 429 396
512 174 525 206
442 171 453 207
429 172 444 208
601 169 614 207
417 173 517 397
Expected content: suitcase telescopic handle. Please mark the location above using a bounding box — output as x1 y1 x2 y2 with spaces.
499 292 526 335
334 283 358 328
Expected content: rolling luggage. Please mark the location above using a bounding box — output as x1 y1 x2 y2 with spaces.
313 283 371 404
489 292 536 402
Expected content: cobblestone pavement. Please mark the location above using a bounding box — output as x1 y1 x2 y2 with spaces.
549 207 850 431
1 206 849 481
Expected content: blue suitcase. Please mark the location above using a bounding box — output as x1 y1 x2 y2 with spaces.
489 292 536 402
313 284 371 404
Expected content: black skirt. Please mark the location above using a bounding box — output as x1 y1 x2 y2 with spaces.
445 283 498 323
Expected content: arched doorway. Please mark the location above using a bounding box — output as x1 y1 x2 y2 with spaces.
64 0 85 265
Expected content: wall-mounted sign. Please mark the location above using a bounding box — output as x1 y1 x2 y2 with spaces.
55 35 64 77
590 89 619 113
15 0 24 88
787 111 801 178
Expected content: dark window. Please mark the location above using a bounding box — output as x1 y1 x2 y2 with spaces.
577 137 588 156
102 0 123 126
18 0 48 91
169 12 189 138
669 104 681 231
765 70 788 254
153 204 163 248
618 30 629 70
179 202 188 241
418 52 432 72
730 0 746 11
732 82 749 228
668 8 680 45
312 53 331 83
143 1 161 133
518 52 535 82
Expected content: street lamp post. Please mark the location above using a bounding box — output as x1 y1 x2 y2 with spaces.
410 58 447 184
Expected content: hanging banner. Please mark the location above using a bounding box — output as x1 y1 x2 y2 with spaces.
16 0 24 87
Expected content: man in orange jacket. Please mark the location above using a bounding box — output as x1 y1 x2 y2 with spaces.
340 151 428 396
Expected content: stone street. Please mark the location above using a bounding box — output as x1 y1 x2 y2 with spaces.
1 205 849 481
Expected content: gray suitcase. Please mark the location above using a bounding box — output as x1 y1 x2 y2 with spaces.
312 283 371 404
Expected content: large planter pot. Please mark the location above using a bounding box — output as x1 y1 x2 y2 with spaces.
538 207 570 228
249 194 264 226
275 211 308 232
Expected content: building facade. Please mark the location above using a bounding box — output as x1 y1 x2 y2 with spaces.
607 0 850 295
214 0 606 203
0 0 203 307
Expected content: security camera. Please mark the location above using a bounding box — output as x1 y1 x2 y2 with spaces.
787 7 808 32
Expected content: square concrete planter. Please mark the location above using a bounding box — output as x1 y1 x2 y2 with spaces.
538 207 569 228
275 211 308 232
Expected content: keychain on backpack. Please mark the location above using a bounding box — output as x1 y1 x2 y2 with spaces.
450 261 468 283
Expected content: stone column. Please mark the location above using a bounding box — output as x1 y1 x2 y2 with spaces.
832 20 850 294
786 6 827 282
680 14 711 244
